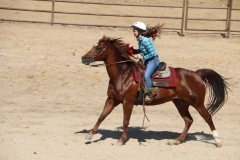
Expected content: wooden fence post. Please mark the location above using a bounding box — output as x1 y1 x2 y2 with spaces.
180 0 186 36
227 0 232 38
51 0 55 26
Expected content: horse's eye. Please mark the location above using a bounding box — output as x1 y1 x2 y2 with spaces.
96 47 101 52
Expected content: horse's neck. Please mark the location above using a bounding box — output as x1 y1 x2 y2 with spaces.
104 49 131 84
106 63 130 79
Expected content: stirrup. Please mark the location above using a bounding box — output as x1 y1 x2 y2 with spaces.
145 91 153 103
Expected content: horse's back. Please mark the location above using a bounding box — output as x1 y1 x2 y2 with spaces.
175 67 204 85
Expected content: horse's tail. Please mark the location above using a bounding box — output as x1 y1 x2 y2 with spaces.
195 69 230 116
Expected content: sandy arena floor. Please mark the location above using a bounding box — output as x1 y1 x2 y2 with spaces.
0 0 240 160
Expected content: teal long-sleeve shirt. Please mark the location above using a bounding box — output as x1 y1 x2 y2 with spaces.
136 36 158 60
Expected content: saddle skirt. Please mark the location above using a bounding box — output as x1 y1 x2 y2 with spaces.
133 62 177 88
151 66 177 87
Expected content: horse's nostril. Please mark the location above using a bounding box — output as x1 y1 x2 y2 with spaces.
82 56 94 65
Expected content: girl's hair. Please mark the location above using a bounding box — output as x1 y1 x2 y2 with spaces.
142 23 164 41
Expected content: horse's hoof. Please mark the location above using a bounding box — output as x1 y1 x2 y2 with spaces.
166 140 180 146
116 141 124 146
85 134 93 140
215 142 222 147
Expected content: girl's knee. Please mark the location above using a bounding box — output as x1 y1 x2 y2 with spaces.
144 74 150 80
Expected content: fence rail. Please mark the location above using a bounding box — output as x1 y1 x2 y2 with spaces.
185 0 239 38
0 0 239 38
230 6 240 32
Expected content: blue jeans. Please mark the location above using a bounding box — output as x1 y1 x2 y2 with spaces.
144 57 160 88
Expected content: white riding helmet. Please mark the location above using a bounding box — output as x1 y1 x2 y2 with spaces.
131 21 146 31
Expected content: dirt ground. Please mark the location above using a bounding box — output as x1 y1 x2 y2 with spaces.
0 0 240 160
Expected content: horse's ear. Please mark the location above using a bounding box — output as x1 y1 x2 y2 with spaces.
98 36 104 43
102 35 108 40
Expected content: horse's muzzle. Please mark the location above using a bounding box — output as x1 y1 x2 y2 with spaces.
81 55 94 65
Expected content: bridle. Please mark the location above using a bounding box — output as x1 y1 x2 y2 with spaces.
89 42 135 67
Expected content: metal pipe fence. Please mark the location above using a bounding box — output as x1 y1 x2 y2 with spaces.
0 0 239 38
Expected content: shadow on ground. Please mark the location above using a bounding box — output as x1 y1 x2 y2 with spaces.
75 126 214 145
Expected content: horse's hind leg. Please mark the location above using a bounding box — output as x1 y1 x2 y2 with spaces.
167 99 193 145
194 104 222 147
85 98 119 140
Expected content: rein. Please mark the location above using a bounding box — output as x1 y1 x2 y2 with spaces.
90 59 135 67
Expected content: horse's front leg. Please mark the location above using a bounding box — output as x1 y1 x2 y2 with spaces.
85 98 119 140
117 100 134 145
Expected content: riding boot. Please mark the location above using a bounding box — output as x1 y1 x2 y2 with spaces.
144 87 158 102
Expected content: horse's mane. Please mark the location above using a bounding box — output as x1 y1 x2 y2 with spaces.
100 36 138 68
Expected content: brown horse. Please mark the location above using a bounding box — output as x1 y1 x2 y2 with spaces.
81 36 229 147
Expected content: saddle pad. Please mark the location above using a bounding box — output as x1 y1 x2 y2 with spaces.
151 67 177 87
133 68 140 83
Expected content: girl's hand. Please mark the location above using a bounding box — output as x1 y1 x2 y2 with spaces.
135 54 142 59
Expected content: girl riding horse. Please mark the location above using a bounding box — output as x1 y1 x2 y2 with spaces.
129 22 164 100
